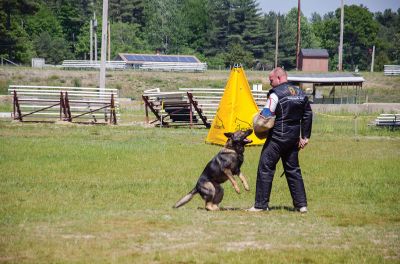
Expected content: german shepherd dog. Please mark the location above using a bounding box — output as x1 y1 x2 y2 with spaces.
173 129 253 211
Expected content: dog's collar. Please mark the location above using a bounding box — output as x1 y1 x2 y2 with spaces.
220 148 236 154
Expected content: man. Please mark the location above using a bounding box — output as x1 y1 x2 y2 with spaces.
248 67 313 213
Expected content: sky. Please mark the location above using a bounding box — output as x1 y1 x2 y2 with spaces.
257 0 400 18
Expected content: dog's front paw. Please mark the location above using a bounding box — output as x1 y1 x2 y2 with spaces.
245 186 250 191
235 187 241 194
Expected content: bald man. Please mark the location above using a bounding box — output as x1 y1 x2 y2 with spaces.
248 67 313 213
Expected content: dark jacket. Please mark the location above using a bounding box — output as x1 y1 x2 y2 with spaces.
267 82 313 141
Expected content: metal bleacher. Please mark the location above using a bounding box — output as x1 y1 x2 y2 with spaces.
139 62 207 72
384 65 400 76
60 60 126 70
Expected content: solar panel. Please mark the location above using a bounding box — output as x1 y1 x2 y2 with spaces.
122 54 199 63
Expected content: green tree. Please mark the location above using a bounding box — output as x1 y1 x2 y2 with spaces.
315 5 379 71
109 0 145 26
374 9 400 68
33 31 72 64
225 42 253 68
280 8 318 70
0 0 38 63
110 22 148 56
203 0 231 57
25 5 63 38
260 12 284 69
181 0 211 53
342 5 379 70
143 0 189 54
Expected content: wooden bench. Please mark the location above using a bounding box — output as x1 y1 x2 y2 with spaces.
142 91 210 128
384 65 400 76
60 60 126 70
9 85 119 124
373 113 400 128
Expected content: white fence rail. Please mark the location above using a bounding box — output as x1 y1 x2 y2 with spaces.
384 65 400 76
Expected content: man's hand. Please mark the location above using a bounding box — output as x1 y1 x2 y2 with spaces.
298 138 309 149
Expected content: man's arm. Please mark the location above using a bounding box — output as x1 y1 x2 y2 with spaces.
261 93 278 117
300 96 313 149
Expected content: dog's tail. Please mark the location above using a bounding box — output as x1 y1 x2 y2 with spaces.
173 188 198 208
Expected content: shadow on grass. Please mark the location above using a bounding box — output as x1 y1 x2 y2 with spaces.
197 205 297 212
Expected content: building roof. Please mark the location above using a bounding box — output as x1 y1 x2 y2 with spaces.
117 53 201 64
288 73 364 85
300 49 329 58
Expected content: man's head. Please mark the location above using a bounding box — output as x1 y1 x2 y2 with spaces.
268 67 288 88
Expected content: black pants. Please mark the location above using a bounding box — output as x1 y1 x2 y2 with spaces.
254 138 307 209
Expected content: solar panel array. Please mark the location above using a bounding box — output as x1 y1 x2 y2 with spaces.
123 54 198 63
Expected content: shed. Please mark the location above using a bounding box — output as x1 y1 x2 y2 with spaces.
299 49 329 72
288 73 365 104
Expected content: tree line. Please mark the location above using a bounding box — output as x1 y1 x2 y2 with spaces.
0 0 399 71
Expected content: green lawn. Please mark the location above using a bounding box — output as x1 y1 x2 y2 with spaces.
0 115 399 263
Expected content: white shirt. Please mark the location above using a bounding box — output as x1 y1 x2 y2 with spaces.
262 93 278 116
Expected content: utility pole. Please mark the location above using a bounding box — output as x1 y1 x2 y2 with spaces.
296 0 301 70
94 12 98 62
107 22 111 61
275 18 279 68
90 18 93 62
338 0 344 71
371 45 375 72
99 0 109 92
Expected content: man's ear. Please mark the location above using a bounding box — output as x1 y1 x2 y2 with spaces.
224 132 233 138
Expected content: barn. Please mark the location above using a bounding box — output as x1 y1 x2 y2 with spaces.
299 49 329 72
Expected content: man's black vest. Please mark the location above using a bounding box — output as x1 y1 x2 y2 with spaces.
267 82 313 141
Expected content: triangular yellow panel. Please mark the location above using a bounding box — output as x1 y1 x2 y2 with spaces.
206 66 265 146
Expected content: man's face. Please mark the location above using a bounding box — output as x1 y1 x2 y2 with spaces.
268 73 280 87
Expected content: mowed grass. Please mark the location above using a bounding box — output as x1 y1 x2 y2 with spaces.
0 116 399 263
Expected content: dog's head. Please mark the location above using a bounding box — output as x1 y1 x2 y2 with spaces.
224 129 253 153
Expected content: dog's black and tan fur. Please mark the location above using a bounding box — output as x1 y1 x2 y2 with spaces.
173 129 253 211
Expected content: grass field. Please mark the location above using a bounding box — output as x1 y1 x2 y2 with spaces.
0 112 399 263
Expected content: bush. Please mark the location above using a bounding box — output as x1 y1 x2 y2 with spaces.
72 78 81 87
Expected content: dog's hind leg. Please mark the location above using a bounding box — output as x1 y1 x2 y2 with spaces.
199 181 218 211
212 185 224 210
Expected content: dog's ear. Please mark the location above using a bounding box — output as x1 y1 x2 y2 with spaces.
224 132 233 138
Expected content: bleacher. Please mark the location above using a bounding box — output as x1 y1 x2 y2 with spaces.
373 113 400 128
60 60 126 70
384 65 400 76
9 85 119 124
178 88 268 122
142 89 210 128
143 88 268 126
139 62 207 72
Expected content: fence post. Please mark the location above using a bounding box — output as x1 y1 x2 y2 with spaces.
13 90 22 121
64 92 72 122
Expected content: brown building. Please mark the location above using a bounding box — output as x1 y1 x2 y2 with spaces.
299 49 329 72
